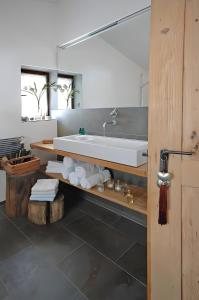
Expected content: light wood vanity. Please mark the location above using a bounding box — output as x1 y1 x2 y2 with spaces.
31 142 147 215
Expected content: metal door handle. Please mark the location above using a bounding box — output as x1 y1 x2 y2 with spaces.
157 149 193 225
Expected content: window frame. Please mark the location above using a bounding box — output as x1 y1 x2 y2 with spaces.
57 73 75 109
21 68 50 116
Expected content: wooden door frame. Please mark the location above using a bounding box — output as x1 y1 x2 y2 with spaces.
148 0 186 299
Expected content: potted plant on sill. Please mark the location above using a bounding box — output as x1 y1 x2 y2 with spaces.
21 81 79 121
54 83 79 108
21 81 56 120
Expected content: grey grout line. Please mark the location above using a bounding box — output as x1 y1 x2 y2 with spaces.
0 204 146 289
0 206 34 245
75 206 146 247
114 241 136 263
77 207 120 229
79 198 147 228
56 241 86 266
54 264 89 300
4 217 34 246
0 276 9 295
62 225 146 288
56 213 86 228
76 207 132 236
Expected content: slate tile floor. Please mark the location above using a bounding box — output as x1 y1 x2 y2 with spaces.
0 201 147 300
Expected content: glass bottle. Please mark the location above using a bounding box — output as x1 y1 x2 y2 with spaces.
115 179 122 192
125 189 134 205
97 176 105 192
106 178 114 190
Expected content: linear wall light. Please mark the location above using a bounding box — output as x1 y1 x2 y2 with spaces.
58 6 151 49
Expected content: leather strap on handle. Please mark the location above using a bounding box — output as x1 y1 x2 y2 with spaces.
158 184 168 225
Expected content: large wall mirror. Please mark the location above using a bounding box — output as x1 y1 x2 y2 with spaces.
57 7 150 109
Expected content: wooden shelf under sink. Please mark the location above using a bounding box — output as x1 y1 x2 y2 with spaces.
31 142 148 177
40 166 147 216
32 142 147 215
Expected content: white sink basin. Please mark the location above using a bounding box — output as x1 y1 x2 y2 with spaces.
53 135 148 167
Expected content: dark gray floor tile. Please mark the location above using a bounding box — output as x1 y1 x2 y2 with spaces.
0 280 7 299
0 246 44 292
78 200 120 225
59 244 146 300
0 219 30 261
35 226 83 265
4 265 84 300
12 217 67 244
112 217 147 246
73 292 88 300
118 244 147 284
0 206 6 220
67 215 132 261
60 207 86 226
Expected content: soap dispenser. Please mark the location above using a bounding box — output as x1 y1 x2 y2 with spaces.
79 128 86 135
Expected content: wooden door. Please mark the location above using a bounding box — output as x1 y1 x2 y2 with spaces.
148 0 199 299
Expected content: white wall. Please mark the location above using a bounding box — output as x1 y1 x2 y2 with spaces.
0 0 58 140
57 0 151 45
59 36 148 108
0 0 58 200
0 0 150 200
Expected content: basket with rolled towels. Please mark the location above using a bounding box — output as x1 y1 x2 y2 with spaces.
30 179 59 201
46 158 111 190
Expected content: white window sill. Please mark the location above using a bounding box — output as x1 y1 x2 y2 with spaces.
21 117 55 123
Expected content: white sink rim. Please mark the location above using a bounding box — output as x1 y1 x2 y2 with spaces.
53 135 148 167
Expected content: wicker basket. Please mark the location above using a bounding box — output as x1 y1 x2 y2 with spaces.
2 156 40 176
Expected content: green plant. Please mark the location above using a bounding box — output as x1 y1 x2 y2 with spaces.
54 83 79 107
22 82 56 113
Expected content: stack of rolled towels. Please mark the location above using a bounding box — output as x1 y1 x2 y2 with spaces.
30 179 59 202
46 158 111 190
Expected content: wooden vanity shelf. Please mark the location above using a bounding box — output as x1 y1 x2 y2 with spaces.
31 142 147 215
31 142 148 177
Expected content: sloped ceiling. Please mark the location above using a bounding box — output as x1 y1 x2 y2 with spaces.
100 10 150 70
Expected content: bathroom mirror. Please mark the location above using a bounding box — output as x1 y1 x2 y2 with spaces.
57 7 150 109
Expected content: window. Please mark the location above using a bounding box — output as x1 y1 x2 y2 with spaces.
21 69 49 119
57 74 74 109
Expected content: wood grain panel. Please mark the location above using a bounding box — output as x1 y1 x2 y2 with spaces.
148 0 185 299
182 159 199 187
182 1 199 299
182 187 199 300
183 0 199 153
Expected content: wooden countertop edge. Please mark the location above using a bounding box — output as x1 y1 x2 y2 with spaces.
31 142 148 177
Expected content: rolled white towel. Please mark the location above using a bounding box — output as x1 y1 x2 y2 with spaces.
63 157 74 168
75 163 97 179
80 169 111 190
80 173 101 189
101 169 111 182
96 165 105 173
62 166 75 180
69 172 80 186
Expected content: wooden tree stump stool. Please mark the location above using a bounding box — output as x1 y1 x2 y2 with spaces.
6 172 38 218
28 193 64 225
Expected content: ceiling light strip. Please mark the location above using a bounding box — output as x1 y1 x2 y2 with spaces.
58 6 151 49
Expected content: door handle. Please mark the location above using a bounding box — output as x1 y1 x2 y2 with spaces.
157 149 193 225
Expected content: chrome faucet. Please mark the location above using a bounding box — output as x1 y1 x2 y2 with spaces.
102 108 118 136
